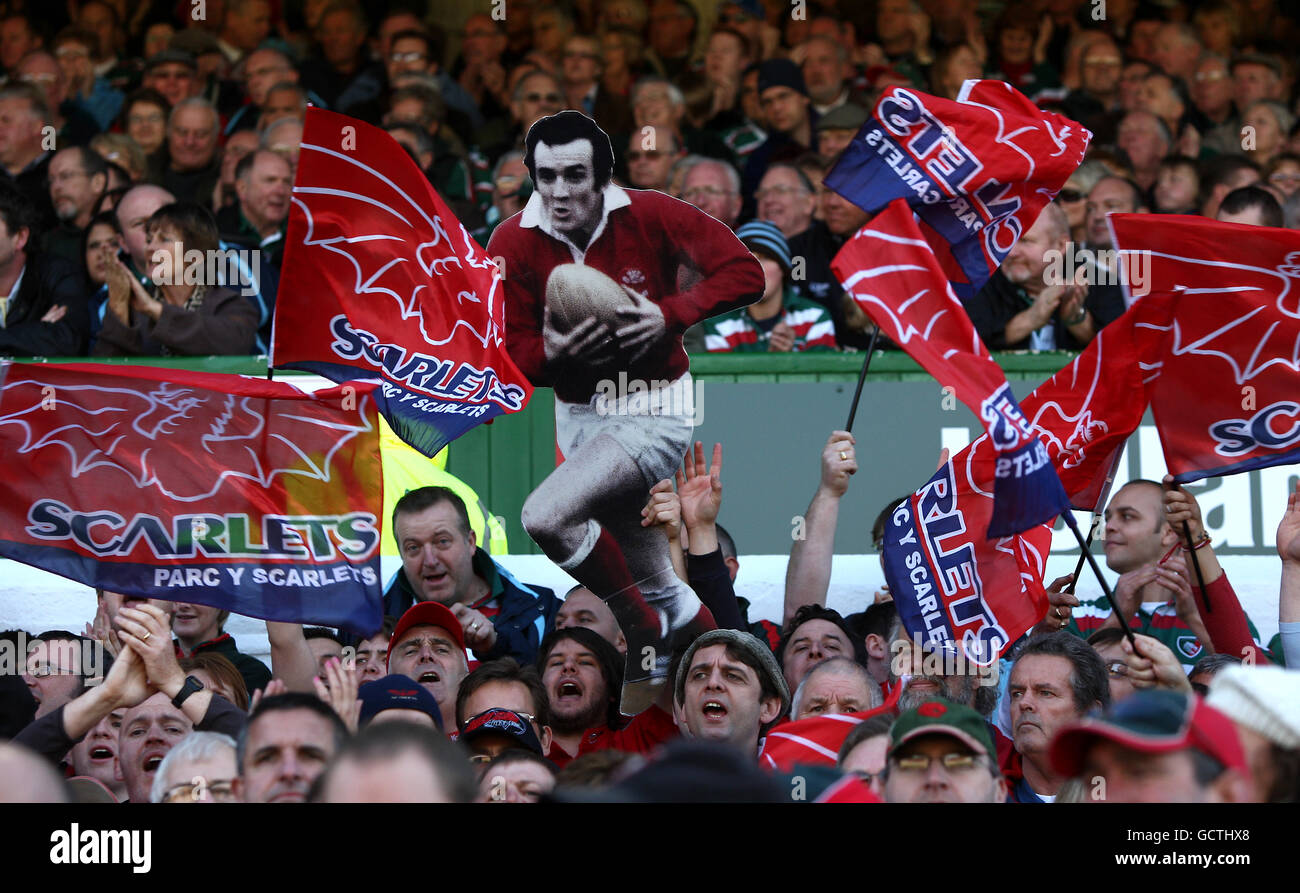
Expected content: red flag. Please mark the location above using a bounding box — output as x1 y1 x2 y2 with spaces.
825 79 1090 300
1016 294 1173 510
1110 214 1300 483
759 685 901 773
833 199 1070 535
274 108 533 457
0 363 385 634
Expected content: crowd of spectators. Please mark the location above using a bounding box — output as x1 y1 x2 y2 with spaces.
0 0 1297 358
2 433 1297 804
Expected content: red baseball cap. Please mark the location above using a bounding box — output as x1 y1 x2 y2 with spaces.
388 601 465 671
1050 690 1248 778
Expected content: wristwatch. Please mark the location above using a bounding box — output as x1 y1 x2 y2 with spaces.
1066 305 1088 326
171 675 205 709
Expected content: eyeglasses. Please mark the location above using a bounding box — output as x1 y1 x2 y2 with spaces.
161 779 238 802
1270 172 1300 183
1059 189 1084 202
50 169 90 183
27 664 76 677
388 52 427 63
851 769 883 784
524 92 562 103
892 751 982 772
1194 70 1228 82
627 150 666 161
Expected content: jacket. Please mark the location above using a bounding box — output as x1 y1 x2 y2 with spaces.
0 251 90 357
383 547 559 667
93 284 258 356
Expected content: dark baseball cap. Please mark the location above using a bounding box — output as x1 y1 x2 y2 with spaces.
388 601 465 670
459 708 544 755
1050 689 1248 778
358 674 444 729
889 699 995 758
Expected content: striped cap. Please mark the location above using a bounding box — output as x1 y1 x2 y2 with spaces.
736 219 791 274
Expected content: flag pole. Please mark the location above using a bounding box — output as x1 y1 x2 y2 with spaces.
1179 519 1214 614
1065 450 1123 594
844 326 881 432
1062 511 1137 646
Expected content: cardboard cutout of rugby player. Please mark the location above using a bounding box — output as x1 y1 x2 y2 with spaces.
488 111 765 714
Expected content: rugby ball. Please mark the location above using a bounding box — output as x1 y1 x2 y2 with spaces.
544 263 639 333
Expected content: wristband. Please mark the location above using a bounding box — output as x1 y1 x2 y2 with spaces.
1180 532 1211 551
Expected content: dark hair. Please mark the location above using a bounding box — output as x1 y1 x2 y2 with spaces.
31 630 92 692
776 604 870 670
304 626 343 645
709 25 751 60
239 692 349 770
524 110 616 192
81 210 120 266
536 627 623 730
146 200 220 256
1199 154 1260 203
178 652 249 710
1189 651 1241 682
392 486 472 540
456 657 551 728
1219 185 1284 227
308 718 477 802
836 712 894 765
0 176 33 239
1086 626 1128 649
389 27 433 59
1011 631 1111 713
120 87 172 128
715 522 736 561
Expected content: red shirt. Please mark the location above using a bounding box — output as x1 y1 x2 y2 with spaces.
487 185 764 403
548 704 679 769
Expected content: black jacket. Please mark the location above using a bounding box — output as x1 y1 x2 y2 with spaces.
0 251 90 357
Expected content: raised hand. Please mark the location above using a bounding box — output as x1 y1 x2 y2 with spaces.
677 441 723 530
313 657 361 733
819 430 857 498
1163 475 1206 541
115 603 185 694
